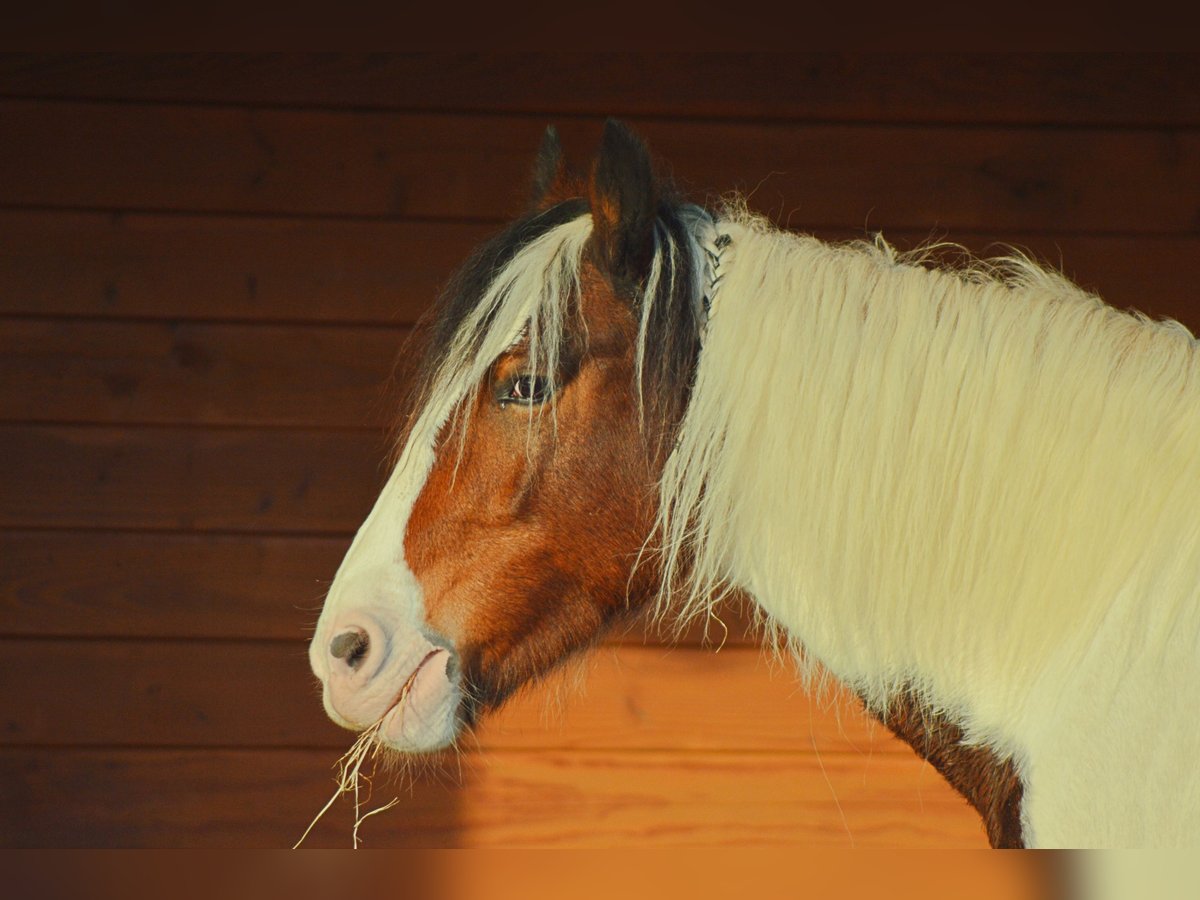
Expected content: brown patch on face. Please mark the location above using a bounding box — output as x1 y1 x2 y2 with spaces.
404 265 666 721
873 689 1025 848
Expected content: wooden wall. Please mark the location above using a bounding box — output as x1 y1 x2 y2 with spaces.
1 54 1197 848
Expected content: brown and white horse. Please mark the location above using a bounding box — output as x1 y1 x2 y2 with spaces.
309 121 1200 848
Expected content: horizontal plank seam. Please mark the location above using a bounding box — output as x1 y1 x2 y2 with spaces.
0 743 908 758
0 632 749 651
0 417 390 433
0 202 504 227
0 634 319 645
0 202 1194 240
0 634 747 648
0 311 422 330
2 93 1198 132
0 638 750 653
0 421 392 436
0 523 360 539
6 207 1198 243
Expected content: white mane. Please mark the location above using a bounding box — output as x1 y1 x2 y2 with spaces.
658 210 1200 847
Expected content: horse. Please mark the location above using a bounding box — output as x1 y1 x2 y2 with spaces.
307 119 1200 848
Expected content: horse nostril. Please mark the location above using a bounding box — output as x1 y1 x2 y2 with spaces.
330 629 370 669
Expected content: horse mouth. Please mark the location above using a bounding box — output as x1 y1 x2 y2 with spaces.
385 649 444 714
377 648 456 748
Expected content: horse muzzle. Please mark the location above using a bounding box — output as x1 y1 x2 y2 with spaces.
314 611 462 752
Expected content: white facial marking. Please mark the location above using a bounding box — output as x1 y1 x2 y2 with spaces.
308 214 596 750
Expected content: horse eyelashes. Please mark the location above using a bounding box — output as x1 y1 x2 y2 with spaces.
499 374 553 407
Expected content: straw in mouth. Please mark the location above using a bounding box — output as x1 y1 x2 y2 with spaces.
292 656 435 849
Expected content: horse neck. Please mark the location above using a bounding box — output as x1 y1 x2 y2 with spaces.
664 217 1200 765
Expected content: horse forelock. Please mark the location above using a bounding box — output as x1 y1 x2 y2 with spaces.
392 197 715 468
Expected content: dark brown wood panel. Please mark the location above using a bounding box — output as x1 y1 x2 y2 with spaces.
1 54 1195 127
0 319 410 428
0 640 889 753
3 101 1198 232
0 747 987 847
4 210 1200 326
0 531 345 639
0 425 384 532
0 210 486 323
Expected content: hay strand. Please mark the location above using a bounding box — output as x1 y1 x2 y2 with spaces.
293 661 428 848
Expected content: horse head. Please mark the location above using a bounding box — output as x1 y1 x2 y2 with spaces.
308 121 708 750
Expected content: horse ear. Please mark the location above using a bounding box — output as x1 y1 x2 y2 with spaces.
530 125 567 207
588 119 660 283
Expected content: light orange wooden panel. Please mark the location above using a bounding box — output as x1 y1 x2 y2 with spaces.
437 750 987 848
2 101 1197 232
1 747 987 848
482 645 881 755
0 642 875 753
2 53 1194 126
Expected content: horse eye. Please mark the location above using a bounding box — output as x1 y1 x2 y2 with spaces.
500 374 552 407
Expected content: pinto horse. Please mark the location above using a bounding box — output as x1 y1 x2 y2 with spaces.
308 120 1200 848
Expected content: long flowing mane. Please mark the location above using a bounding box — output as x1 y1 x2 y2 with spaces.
662 209 1200 844
663 209 1200 708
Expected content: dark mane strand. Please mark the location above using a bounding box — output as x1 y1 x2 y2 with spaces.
391 198 589 453
637 201 707 445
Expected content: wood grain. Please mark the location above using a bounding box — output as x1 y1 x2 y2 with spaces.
0 747 988 847
0 425 384 532
0 318 410 428
1 53 1194 127
0 641 875 753
0 531 346 639
0 210 485 324
3 101 1197 232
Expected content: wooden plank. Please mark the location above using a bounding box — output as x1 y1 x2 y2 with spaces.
2 101 1198 232
0 530 758 644
0 54 1195 127
0 319 411 428
0 747 988 847
3 210 1198 326
0 641 880 753
0 210 486 324
0 425 384 532
0 531 346 639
